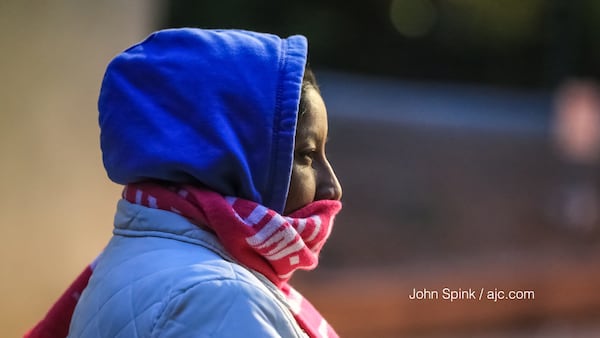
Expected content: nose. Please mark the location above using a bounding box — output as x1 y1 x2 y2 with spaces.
316 159 342 201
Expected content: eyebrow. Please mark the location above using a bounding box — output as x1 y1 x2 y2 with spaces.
299 129 320 143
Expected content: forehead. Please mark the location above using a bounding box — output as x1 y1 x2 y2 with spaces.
297 87 328 139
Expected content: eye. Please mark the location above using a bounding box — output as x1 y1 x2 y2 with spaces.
297 148 316 166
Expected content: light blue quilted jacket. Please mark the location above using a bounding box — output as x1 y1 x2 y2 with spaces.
67 200 307 337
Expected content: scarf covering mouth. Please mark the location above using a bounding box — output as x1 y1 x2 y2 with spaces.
25 182 342 338
123 182 342 286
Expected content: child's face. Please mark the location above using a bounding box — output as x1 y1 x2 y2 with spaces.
284 87 342 214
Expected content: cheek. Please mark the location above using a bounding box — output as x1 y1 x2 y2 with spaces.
285 164 317 212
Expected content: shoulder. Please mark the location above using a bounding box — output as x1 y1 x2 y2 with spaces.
152 275 297 337
145 254 305 338
73 237 302 337
104 235 301 337
73 206 304 337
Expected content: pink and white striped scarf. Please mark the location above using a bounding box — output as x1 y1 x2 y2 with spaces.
25 182 341 338
123 182 341 338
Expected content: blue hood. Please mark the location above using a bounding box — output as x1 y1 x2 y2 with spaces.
99 28 308 213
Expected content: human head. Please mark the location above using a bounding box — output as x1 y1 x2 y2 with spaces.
98 28 339 214
284 68 342 214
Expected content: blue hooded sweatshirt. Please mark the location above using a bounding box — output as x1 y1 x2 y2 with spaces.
99 28 308 213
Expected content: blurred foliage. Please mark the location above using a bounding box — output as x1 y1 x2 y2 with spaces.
435 0 544 47
165 0 600 88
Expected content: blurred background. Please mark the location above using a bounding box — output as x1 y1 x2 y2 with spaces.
2 0 600 337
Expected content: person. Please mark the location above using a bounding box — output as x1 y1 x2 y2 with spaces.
25 28 343 338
